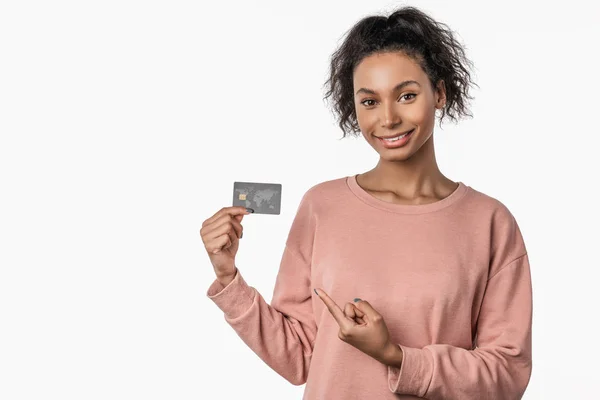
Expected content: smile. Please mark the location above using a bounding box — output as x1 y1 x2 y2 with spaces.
375 129 415 148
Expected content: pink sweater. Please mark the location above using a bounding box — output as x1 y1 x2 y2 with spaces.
207 175 532 399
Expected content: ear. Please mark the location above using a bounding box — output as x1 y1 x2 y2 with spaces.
435 79 447 108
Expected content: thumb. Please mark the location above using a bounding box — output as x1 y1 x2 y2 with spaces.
353 299 380 320
351 303 365 318
351 303 366 325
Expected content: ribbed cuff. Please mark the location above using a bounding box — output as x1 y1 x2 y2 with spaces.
206 269 256 320
388 344 433 396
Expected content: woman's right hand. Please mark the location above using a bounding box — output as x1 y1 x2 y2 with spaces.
200 206 253 283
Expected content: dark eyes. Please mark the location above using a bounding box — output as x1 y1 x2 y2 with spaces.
360 93 416 107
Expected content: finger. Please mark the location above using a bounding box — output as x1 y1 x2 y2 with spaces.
226 215 245 239
204 225 240 254
202 223 241 249
315 289 353 330
208 234 232 254
233 213 245 223
201 215 243 241
203 213 243 236
203 221 242 254
344 303 366 325
343 303 357 319
351 303 365 318
232 214 245 237
351 303 366 325
353 299 381 321
202 206 252 228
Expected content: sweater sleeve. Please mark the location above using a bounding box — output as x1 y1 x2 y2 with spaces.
206 190 318 386
387 211 533 400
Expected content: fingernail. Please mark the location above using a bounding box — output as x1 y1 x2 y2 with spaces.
245 208 254 213
353 298 361 302
314 288 319 296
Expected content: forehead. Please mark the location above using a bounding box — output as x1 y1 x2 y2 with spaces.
353 52 425 90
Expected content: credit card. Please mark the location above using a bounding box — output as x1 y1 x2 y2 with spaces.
233 181 282 215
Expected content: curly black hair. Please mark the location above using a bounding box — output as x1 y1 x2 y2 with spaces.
322 6 478 138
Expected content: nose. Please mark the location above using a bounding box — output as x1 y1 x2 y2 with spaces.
380 101 401 129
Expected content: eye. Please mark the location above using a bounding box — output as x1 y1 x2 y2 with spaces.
361 99 377 107
360 93 417 107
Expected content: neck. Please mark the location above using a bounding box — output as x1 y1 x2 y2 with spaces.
366 134 452 194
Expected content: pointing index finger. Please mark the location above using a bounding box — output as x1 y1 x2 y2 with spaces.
315 289 352 329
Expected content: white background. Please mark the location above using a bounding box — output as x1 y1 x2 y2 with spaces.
1 0 599 399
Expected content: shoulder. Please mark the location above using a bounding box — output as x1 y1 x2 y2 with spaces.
284 176 349 246
298 175 350 205
462 184 519 224
464 184 528 265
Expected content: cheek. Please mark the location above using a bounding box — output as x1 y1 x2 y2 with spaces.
409 102 432 124
355 108 377 131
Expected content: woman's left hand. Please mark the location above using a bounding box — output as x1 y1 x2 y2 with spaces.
314 288 397 364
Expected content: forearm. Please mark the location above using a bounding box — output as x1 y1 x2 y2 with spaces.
207 266 316 385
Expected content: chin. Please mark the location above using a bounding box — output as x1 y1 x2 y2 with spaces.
383 132 433 161
369 136 419 161
379 151 415 162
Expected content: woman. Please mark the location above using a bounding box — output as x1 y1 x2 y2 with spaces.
201 6 532 399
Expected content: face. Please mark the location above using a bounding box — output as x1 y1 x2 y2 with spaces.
353 51 446 161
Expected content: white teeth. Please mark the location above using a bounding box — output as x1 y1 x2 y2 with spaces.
383 131 410 141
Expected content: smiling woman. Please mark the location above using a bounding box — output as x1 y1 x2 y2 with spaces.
205 5 532 400
322 7 477 140
354 54 439 157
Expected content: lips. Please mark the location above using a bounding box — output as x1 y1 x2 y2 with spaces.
375 128 415 148
375 129 414 139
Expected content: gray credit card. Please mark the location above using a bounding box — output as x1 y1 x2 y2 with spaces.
233 181 282 215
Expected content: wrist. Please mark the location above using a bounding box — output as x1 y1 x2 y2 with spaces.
382 342 403 368
217 267 238 287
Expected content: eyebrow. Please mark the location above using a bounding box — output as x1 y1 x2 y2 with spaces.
355 80 421 96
